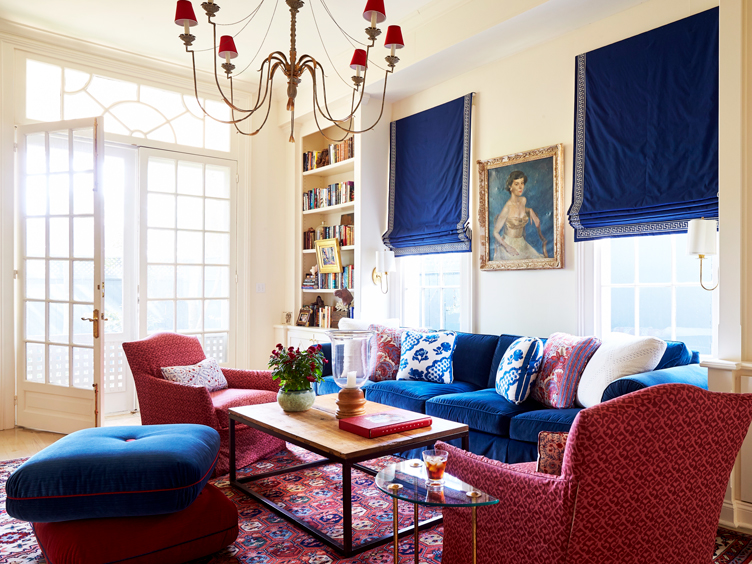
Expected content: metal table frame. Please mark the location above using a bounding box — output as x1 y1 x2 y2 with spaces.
229 414 470 557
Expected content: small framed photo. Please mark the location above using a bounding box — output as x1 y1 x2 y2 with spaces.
315 238 342 274
296 307 312 327
478 144 564 271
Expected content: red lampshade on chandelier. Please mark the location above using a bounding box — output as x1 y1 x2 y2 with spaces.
174 0 405 142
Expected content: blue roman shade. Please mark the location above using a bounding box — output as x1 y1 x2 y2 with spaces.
568 8 718 241
382 94 473 256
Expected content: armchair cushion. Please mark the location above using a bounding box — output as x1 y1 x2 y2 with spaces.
536 431 568 475
162 357 228 392
210 388 278 429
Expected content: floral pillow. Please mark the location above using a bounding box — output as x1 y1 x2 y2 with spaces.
396 330 457 384
495 337 544 404
531 332 601 408
161 357 228 392
536 431 569 475
367 324 404 382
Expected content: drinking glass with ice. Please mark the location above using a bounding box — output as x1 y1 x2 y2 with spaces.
422 449 449 486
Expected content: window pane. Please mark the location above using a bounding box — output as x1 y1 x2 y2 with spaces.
73 217 94 258
639 287 672 339
73 173 94 215
204 299 229 331
72 304 93 345
610 287 635 335
205 199 230 232
147 194 175 228
177 266 203 298
147 229 175 263
49 132 69 173
49 218 70 258
423 256 440 287
205 266 229 298
147 265 175 299
73 261 94 302
676 286 713 355
72 131 94 172
205 233 229 264
609 237 635 284
26 133 47 175
205 165 231 198
205 101 231 153
49 345 69 387
178 231 204 264
147 300 175 333
72 347 94 389
26 301 46 341
26 260 45 300
49 174 70 215
148 157 176 193
49 303 69 344
26 343 45 383
27 60 62 121
49 260 70 301
638 236 671 283
26 176 47 216
26 218 46 257
424 288 441 330
177 196 203 229
177 300 203 332
204 333 228 362
444 288 460 331
178 162 203 195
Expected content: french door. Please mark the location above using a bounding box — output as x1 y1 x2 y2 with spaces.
17 118 105 433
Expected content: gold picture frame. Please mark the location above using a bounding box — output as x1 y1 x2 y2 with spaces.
478 144 563 271
315 238 343 274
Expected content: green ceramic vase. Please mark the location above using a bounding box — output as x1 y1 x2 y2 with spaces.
277 388 316 412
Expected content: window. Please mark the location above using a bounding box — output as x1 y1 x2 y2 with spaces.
140 152 234 363
399 253 470 331
595 233 717 355
26 59 230 152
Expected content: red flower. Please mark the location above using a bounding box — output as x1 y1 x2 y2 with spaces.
288 346 295 353
316 344 322 351
306 375 317 382
271 350 279 357
276 343 284 350
309 362 316 370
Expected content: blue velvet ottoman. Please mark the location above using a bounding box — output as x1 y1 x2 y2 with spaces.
6 424 220 522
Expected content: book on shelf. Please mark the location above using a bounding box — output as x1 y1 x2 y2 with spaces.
303 225 354 250
315 265 354 290
339 409 433 438
303 181 355 211
303 138 354 172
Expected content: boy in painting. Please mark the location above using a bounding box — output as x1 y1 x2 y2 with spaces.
492 170 548 260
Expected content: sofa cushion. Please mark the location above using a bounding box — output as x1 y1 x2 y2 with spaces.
161 357 228 392
495 337 544 404
601 364 708 402
426 390 538 436
397 330 457 384
367 324 405 381
655 340 693 370
210 388 277 428
32 483 238 564
532 333 601 408
366 379 479 413
508 407 581 443
6 425 219 522
576 334 666 408
450 332 503 388
316 375 373 396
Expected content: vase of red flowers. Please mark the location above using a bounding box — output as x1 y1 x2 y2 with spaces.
269 343 327 412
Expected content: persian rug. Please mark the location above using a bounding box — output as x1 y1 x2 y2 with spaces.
1 447 750 563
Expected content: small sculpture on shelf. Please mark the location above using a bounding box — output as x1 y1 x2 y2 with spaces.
333 288 354 327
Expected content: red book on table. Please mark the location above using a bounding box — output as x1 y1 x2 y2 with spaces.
339 409 432 438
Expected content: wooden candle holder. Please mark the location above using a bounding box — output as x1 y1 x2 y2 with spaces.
336 387 366 419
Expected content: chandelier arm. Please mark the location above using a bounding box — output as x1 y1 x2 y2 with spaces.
246 56 286 114
308 62 367 124
231 79 277 137
319 69 392 136
227 78 255 125
303 63 344 123
308 67 356 143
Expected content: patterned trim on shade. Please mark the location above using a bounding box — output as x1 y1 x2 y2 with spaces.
536 431 569 476
569 53 587 232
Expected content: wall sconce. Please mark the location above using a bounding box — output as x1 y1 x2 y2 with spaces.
687 218 718 291
372 250 396 294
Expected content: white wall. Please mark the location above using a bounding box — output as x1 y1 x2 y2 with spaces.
389 0 718 337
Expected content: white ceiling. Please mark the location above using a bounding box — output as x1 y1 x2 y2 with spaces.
0 0 436 71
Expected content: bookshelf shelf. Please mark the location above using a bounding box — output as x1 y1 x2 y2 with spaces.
302 202 355 215
302 288 357 294
303 246 355 254
302 158 355 177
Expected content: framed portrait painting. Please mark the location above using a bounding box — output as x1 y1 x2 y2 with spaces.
315 238 342 274
478 144 563 270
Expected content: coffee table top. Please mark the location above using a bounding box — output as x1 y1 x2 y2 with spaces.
229 395 468 461
375 460 499 508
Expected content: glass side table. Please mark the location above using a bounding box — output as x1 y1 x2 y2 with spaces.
375 459 499 564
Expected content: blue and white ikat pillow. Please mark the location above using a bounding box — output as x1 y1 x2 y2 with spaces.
396 330 457 385
495 337 543 404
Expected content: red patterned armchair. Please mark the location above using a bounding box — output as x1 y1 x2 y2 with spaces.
437 384 752 564
122 332 285 476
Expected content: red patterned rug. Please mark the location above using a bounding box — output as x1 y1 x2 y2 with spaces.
0 446 749 563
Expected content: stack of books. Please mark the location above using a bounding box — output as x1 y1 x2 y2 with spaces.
303 138 355 172
303 224 354 250
303 182 355 210
317 266 354 290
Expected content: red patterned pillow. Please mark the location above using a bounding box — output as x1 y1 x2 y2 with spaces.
536 431 569 475
367 324 404 382
532 332 601 408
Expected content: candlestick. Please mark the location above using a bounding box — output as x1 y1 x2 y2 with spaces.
346 371 357 389
184 21 190 36
371 12 377 28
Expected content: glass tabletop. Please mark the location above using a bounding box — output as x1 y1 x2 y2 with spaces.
375 460 499 508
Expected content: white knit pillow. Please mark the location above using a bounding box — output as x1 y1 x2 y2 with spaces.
161 357 228 392
576 334 666 408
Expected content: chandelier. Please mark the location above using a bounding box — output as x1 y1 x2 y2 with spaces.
174 0 405 142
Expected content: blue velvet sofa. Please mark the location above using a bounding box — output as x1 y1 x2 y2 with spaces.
315 332 707 464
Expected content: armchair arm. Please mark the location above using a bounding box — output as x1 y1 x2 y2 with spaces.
221 368 280 392
435 441 577 564
601 364 708 403
137 377 218 429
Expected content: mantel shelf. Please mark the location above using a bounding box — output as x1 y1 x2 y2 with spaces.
302 158 355 177
303 246 355 254
302 202 355 215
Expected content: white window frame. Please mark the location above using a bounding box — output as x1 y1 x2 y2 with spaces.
578 236 719 358
395 252 472 332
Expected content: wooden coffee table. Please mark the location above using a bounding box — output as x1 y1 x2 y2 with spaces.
228 395 470 557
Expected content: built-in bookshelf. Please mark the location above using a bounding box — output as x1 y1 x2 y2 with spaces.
298 128 358 330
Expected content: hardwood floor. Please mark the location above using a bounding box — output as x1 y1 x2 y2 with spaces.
0 412 142 461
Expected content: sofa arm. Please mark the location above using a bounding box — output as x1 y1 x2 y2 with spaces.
435 441 576 564
138 377 218 428
601 364 708 403
221 368 280 392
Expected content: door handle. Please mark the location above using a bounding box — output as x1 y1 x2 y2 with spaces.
81 309 107 339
